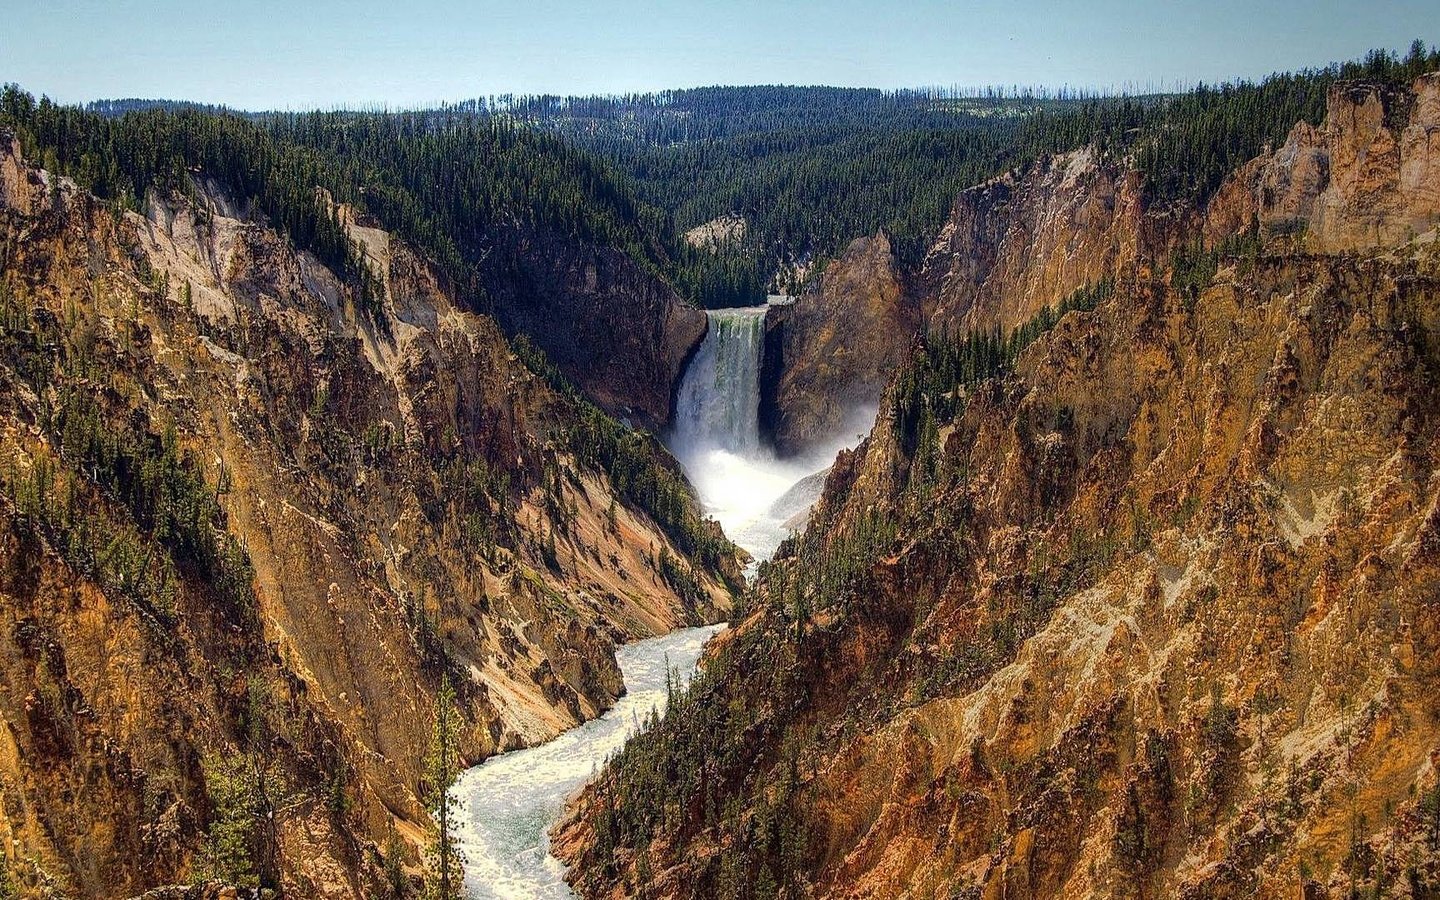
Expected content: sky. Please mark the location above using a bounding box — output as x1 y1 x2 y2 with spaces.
4 0 1436 109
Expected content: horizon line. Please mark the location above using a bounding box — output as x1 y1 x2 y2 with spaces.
10 43 1428 116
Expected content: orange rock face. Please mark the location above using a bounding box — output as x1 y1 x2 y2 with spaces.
1207 74 1440 252
559 76 1440 900
919 147 1151 334
763 149 1156 458
0 138 731 897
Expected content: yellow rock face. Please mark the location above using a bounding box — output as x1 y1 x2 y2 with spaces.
0 138 731 897
792 251 1440 899
1208 74 1440 253
558 75 1440 900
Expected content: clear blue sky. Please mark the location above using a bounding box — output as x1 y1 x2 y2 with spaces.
5 0 1435 109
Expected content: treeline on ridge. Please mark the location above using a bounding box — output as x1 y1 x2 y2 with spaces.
509 42 1440 301
7 42 1437 314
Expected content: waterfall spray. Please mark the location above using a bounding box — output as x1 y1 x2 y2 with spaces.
666 305 853 564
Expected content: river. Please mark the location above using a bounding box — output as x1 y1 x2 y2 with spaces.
452 623 724 899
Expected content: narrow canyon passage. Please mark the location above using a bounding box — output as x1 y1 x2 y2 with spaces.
453 625 724 899
451 301 864 897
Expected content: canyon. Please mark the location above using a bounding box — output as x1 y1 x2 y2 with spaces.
1 52 1439 900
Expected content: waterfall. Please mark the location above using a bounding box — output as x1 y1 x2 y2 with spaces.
666 303 870 565
671 307 768 458
667 305 805 564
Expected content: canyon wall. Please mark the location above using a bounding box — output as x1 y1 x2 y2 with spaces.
760 73 1440 464
764 149 1164 458
917 147 1154 333
0 138 733 897
1207 73 1440 253
761 233 918 457
560 73 1440 900
484 228 707 432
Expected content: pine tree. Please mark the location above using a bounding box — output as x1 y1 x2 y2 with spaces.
195 753 259 887
195 683 284 891
382 825 408 898
425 674 465 900
0 853 16 900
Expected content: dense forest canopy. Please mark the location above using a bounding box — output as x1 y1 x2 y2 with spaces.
0 88 672 313
5 42 1437 312
509 44 1437 301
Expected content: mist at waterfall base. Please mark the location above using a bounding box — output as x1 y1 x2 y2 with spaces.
668 306 872 563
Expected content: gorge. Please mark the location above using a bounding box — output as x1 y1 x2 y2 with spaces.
447 299 867 898
1 40 1439 900
453 624 724 900
557 68 1440 900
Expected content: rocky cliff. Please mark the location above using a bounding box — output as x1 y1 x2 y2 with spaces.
759 69 1440 468
761 233 918 457
484 228 707 431
763 148 1160 459
558 74 1440 900
918 147 1154 334
0 137 734 897
1207 73 1440 253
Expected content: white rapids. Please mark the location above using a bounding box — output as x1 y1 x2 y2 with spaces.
453 624 724 899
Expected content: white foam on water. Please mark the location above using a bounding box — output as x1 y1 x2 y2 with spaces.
677 445 825 564
453 624 724 899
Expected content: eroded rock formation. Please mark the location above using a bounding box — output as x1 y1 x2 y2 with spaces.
0 137 733 897
764 150 1160 458
1207 73 1440 252
483 227 707 431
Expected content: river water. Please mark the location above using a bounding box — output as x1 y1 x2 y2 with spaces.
452 623 724 899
